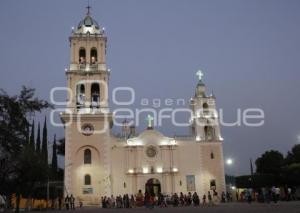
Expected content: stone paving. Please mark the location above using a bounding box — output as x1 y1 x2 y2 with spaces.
41 202 300 213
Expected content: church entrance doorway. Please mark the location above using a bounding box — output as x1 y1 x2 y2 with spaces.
145 178 161 196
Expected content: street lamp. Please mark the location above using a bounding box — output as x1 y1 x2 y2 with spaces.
226 158 233 165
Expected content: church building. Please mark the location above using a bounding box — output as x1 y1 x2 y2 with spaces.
61 9 226 205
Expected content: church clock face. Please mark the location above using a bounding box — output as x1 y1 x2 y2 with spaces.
81 123 94 136
146 145 157 158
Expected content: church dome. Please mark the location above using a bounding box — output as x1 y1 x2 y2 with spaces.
78 15 99 29
74 13 104 35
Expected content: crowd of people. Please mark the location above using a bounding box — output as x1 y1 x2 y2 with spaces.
64 194 77 210
100 189 228 209
58 186 299 210
236 186 298 203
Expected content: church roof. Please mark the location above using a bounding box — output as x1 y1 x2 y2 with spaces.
127 129 176 146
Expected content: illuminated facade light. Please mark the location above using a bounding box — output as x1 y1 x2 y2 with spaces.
231 186 236 190
160 139 177 146
143 167 149 174
196 136 201 141
128 169 134 174
156 167 163 173
172 167 178 172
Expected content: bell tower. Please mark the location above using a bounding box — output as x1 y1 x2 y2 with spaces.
190 70 226 195
190 70 222 142
61 7 113 203
68 7 109 110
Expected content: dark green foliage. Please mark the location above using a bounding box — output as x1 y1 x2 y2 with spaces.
0 86 51 212
36 122 41 153
42 116 48 164
57 137 65 156
282 163 300 186
29 120 35 150
255 150 284 175
51 134 58 173
235 174 280 188
285 144 300 165
243 145 300 188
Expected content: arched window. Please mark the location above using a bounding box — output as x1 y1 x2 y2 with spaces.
79 48 86 64
202 103 209 116
204 126 214 141
210 152 214 159
91 83 100 107
84 174 91 185
76 84 85 106
84 149 91 164
90 48 97 64
203 102 209 109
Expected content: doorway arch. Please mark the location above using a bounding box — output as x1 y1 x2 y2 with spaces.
145 178 161 196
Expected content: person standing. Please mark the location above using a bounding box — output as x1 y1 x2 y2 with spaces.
246 190 252 204
221 192 226 203
212 190 219 205
70 194 75 210
58 197 62 210
202 194 207 206
192 192 200 206
64 195 70 210
208 191 212 206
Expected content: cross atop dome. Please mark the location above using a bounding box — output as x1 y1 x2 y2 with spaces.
86 1 92 16
86 5 91 15
196 70 204 81
146 114 154 129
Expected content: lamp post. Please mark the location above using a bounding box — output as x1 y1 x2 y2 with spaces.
226 158 233 166
225 158 236 197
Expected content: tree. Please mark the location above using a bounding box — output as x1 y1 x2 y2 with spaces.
0 86 51 212
285 144 300 165
282 163 300 186
235 174 280 188
29 120 35 150
51 134 58 173
25 121 30 145
255 150 284 175
36 122 41 153
14 145 49 212
57 137 65 156
42 116 48 164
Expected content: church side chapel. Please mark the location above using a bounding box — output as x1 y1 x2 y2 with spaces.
61 8 226 205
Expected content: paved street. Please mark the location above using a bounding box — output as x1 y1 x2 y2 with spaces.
42 202 300 213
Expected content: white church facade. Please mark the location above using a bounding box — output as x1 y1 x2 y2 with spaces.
61 10 226 205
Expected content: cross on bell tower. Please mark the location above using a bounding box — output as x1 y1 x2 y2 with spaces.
196 70 204 81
